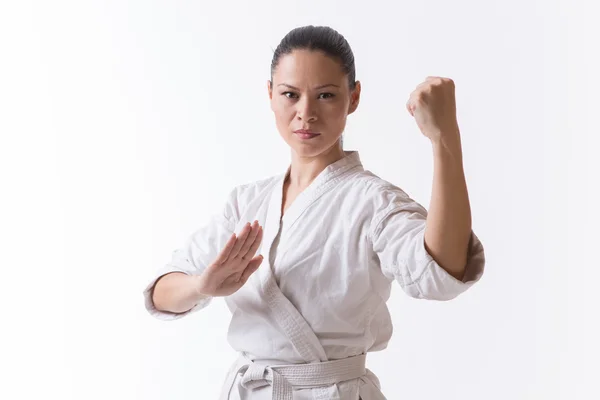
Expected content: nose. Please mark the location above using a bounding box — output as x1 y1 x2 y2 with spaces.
296 97 317 123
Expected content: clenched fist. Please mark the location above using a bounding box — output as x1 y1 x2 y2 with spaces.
406 76 460 143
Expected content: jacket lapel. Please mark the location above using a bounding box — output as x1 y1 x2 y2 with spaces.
254 151 364 364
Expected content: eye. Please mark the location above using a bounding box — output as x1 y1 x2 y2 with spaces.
319 93 335 99
282 91 298 99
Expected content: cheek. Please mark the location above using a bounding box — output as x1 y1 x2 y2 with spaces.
272 101 294 120
323 103 348 122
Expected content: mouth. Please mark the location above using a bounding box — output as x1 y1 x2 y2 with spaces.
294 129 321 139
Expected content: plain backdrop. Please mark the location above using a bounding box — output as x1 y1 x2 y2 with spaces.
1 1 598 399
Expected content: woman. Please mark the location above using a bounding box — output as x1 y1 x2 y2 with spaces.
144 25 485 400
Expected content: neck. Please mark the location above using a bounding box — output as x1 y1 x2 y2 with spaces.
287 142 346 190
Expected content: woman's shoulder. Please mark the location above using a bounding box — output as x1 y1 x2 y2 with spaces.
350 169 412 202
349 170 427 236
237 173 281 194
224 173 282 207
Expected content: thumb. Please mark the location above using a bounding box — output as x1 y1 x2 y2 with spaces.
239 255 264 282
406 100 415 117
247 255 264 270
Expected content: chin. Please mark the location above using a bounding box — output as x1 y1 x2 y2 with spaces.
286 134 341 158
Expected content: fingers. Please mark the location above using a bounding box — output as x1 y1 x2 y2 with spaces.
231 221 262 261
238 220 260 256
229 222 253 259
213 232 237 265
240 221 263 260
212 220 263 269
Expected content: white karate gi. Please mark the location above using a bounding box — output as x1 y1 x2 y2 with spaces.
143 151 485 399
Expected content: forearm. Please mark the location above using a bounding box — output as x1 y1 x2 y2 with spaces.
152 272 208 314
424 131 472 280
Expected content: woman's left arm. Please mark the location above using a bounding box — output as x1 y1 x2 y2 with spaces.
406 76 473 280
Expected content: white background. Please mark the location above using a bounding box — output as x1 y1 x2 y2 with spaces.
1 1 598 399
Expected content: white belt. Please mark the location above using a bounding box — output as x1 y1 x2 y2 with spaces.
234 353 367 400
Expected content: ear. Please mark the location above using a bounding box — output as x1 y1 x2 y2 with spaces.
348 80 361 115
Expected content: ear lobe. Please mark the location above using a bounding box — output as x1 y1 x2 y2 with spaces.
348 102 358 115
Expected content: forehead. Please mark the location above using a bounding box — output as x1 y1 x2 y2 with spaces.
272 49 346 85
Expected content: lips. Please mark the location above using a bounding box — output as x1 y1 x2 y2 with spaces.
294 129 320 135
294 129 320 140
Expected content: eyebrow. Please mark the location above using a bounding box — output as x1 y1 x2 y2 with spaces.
277 83 340 90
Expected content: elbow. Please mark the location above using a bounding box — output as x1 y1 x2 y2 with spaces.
424 237 468 281
151 275 186 314
151 283 172 313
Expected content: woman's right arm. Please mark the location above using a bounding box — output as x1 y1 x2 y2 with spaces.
150 221 264 315
152 272 207 314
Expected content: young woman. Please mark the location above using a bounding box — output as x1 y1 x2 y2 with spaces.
144 25 485 400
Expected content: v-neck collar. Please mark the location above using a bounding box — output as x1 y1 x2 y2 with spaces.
255 150 364 296
276 150 363 228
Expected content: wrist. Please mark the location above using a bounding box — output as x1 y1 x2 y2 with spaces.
190 274 211 299
431 131 463 162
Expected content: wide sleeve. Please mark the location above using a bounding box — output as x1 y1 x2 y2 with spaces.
143 187 240 320
369 187 485 301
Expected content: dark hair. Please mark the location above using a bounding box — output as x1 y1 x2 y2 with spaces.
270 25 357 91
